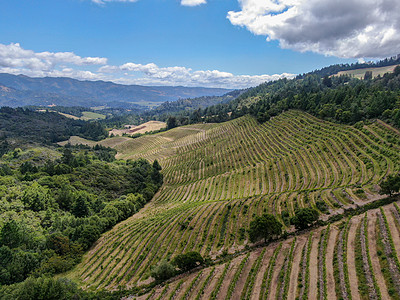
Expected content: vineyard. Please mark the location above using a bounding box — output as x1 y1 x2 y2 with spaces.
135 202 400 300
66 110 400 292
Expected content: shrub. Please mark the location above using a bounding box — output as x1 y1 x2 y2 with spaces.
291 208 319 230
151 259 176 281
172 251 204 272
249 213 282 243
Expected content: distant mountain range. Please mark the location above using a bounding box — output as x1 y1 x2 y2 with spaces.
0 73 231 108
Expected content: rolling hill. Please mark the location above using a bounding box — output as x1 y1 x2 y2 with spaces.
0 73 231 108
63 110 400 295
334 64 400 79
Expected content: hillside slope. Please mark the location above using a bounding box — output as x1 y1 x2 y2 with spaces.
334 64 400 79
0 73 231 108
66 110 400 291
136 201 400 300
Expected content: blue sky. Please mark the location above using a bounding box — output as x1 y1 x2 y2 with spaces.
0 0 399 88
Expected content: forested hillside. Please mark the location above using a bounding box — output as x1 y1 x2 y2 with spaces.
0 144 162 298
298 54 400 78
0 107 108 145
0 73 230 108
144 90 243 120
172 65 400 127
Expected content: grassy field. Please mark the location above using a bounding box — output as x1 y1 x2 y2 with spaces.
81 111 106 120
109 121 166 136
334 64 399 79
55 110 106 120
65 110 400 292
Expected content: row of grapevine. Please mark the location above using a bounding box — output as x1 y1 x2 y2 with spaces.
70 111 400 290
135 201 400 299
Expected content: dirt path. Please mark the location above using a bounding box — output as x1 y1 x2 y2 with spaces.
325 226 338 300
378 209 400 296
173 272 197 299
347 215 361 300
186 270 207 300
250 246 274 300
336 229 349 300
297 235 310 300
215 256 240 299
155 283 173 300
167 281 185 299
360 215 379 299
231 251 259 299
201 264 225 299
268 242 291 300
287 236 307 300
317 229 327 300
383 205 400 262
367 210 390 299
308 232 320 300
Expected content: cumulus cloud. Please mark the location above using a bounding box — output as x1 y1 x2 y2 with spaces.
227 0 400 58
0 43 107 72
99 62 294 88
0 43 294 89
181 0 207 7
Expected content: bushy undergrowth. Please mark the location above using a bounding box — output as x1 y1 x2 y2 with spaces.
0 144 162 288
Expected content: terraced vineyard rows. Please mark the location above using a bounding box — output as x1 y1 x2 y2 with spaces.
68 110 400 290
136 201 400 300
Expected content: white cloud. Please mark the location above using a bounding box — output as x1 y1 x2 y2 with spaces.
0 43 107 72
100 62 294 88
90 0 203 6
181 0 207 7
227 0 400 58
91 0 138 4
0 43 294 89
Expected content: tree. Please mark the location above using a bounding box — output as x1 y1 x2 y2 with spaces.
290 208 319 230
172 251 203 272
322 75 333 87
46 234 71 256
151 259 176 281
61 148 74 166
0 220 22 248
379 174 400 196
56 186 75 211
7 276 81 300
167 116 177 130
21 182 54 212
72 191 91 218
394 65 400 76
152 159 162 171
248 213 282 243
364 71 373 80
79 122 108 141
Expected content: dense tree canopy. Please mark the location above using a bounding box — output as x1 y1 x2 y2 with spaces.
0 145 163 286
290 208 319 230
155 64 400 130
150 260 176 281
379 174 400 196
0 107 108 144
248 213 282 243
172 251 204 272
